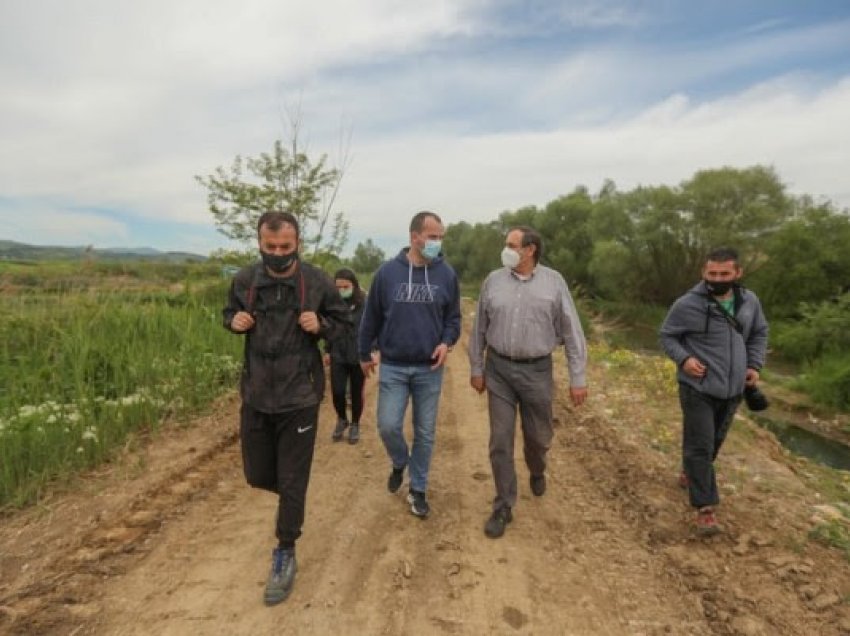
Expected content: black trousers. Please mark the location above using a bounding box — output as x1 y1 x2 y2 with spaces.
679 383 741 509
330 361 365 425
240 403 319 546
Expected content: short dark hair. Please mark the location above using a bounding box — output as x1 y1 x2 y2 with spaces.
512 225 543 264
706 247 739 265
409 211 442 233
257 211 300 239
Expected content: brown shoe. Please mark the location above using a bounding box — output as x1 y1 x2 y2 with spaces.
695 507 721 536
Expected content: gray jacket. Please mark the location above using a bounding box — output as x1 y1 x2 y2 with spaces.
659 282 768 399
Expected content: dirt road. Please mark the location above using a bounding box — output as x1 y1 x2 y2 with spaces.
2 309 850 635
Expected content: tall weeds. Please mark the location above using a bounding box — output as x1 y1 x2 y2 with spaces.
0 276 241 508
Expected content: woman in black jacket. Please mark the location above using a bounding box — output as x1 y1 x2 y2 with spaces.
324 268 367 444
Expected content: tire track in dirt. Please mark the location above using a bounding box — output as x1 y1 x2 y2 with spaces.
0 397 243 635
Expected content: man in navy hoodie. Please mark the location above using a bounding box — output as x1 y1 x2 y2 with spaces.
359 211 461 518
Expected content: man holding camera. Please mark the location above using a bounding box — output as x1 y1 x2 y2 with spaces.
660 247 768 536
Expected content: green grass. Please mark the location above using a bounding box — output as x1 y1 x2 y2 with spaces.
809 517 850 562
0 264 242 508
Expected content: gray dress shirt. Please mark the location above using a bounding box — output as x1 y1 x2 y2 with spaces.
468 265 587 387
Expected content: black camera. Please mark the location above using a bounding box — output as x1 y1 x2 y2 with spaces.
744 385 769 411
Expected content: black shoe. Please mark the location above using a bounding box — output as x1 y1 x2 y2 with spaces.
387 466 405 493
484 507 513 538
530 474 546 497
263 547 297 606
348 423 360 445
407 490 430 518
332 419 348 442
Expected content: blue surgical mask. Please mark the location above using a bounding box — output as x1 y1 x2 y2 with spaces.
422 240 442 261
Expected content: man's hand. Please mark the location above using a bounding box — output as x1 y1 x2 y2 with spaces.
230 311 255 333
299 311 320 334
430 343 449 370
470 375 486 394
570 386 588 407
682 356 707 379
360 353 380 379
322 353 331 367
745 367 760 387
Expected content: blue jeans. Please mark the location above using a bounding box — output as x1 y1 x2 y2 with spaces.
377 362 445 493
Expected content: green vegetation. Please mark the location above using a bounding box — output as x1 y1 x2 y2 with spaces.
809 517 850 562
770 294 850 409
0 261 242 508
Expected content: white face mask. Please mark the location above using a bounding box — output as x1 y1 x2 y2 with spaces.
501 247 521 269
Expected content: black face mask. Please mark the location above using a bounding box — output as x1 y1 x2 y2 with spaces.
704 279 734 296
261 250 298 274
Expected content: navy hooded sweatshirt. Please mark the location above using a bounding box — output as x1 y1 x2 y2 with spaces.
358 248 461 365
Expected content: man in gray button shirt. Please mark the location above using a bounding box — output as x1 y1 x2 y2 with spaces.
468 226 588 538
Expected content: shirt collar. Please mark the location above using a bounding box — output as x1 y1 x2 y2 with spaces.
509 265 537 281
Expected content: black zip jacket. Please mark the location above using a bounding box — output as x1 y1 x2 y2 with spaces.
223 260 352 413
325 297 366 366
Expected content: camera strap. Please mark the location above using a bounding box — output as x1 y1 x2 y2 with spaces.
707 295 743 335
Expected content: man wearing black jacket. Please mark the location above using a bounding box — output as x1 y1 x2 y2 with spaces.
223 211 351 606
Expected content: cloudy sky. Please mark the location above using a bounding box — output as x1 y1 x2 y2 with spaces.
1 1 849 256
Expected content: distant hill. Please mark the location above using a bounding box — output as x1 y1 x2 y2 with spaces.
0 240 206 263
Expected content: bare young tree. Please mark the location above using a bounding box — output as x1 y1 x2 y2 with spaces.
196 108 351 259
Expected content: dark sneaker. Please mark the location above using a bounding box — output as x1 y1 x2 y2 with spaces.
678 471 689 490
348 423 360 445
407 490 430 518
331 419 348 442
484 507 513 538
695 507 721 537
387 466 405 493
263 547 297 606
530 474 546 497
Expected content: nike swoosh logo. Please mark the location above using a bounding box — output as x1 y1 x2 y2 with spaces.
297 425 314 434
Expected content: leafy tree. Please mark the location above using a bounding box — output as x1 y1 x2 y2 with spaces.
586 166 795 304
588 240 634 299
196 117 350 258
535 188 594 286
349 239 386 274
748 203 850 317
680 165 792 272
442 220 503 283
